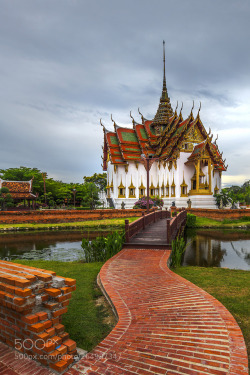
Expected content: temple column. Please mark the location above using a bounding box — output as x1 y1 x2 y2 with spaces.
208 158 212 193
196 160 200 193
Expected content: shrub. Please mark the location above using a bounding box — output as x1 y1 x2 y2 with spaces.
133 196 154 209
81 231 124 263
186 214 197 228
133 195 163 209
171 236 186 268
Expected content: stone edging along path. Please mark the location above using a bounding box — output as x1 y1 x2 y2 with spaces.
73 249 248 375
0 249 248 375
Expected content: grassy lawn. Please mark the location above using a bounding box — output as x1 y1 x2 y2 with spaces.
13 260 113 352
0 217 138 231
195 216 250 228
174 266 250 363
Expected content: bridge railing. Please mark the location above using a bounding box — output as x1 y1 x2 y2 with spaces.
125 209 171 243
166 209 187 244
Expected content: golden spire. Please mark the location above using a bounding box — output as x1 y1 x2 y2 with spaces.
151 41 174 131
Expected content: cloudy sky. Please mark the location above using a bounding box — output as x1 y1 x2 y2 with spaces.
0 0 249 186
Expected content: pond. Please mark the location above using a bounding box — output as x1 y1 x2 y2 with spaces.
0 230 112 262
183 229 250 270
0 229 250 270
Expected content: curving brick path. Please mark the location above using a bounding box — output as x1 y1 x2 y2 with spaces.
0 249 248 375
74 249 248 375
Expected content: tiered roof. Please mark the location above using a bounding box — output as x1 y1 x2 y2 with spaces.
0 179 36 199
102 43 227 173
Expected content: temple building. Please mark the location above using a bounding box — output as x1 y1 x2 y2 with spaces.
0 179 36 208
101 43 227 209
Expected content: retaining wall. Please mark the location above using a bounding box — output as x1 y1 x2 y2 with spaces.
0 209 143 225
187 208 250 221
0 260 77 373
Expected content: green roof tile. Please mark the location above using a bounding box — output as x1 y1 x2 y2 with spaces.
121 131 138 143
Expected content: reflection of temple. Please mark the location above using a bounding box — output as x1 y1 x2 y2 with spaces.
184 234 226 267
101 43 227 209
0 179 36 208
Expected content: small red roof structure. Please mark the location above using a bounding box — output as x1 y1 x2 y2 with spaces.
0 179 36 200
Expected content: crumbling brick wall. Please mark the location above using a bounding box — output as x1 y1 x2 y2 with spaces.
187 208 250 221
0 209 142 225
0 260 77 373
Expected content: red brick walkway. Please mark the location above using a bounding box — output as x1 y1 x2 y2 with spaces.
0 249 248 374
74 249 248 375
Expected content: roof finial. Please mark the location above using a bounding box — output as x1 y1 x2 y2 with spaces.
175 101 178 113
198 101 201 115
138 107 144 121
163 40 166 91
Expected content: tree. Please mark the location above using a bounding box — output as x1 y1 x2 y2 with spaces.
81 182 101 209
0 187 14 210
0 166 45 197
83 173 107 191
214 189 232 208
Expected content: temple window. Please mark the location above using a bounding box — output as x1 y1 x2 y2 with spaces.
119 188 125 198
180 173 188 197
118 178 126 198
214 180 219 195
150 179 155 197
181 186 187 196
171 175 175 197
128 176 136 198
129 188 136 198
165 186 169 197
140 188 145 197
161 187 164 197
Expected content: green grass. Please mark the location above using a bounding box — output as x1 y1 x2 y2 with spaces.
195 216 250 228
0 217 138 231
13 260 113 351
174 267 250 363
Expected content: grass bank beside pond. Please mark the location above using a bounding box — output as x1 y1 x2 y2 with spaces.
174 266 250 363
13 260 113 352
0 217 138 232
195 216 250 228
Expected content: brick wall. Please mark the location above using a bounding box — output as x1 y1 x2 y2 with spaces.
0 209 142 225
0 260 77 373
187 208 250 221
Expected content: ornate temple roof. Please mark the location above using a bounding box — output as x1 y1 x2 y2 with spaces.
0 179 36 199
101 44 227 173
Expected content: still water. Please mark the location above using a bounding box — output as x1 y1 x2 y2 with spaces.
0 229 249 270
183 229 250 270
0 230 111 262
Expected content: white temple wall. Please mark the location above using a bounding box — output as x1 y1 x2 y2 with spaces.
107 156 218 208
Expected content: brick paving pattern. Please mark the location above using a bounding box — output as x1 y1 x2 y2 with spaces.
0 249 248 374
75 249 248 375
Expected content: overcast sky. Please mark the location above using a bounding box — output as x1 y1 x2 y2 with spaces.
0 0 249 186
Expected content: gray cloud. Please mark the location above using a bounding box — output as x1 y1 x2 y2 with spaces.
0 0 249 184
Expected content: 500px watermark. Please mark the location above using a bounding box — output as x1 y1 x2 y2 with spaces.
84 352 119 360
15 353 79 361
15 338 58 351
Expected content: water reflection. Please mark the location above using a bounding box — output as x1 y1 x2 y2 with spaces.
183 229 250 270
0 230 112 262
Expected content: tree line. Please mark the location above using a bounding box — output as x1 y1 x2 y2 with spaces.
214 180 250 208
0 166 107 210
